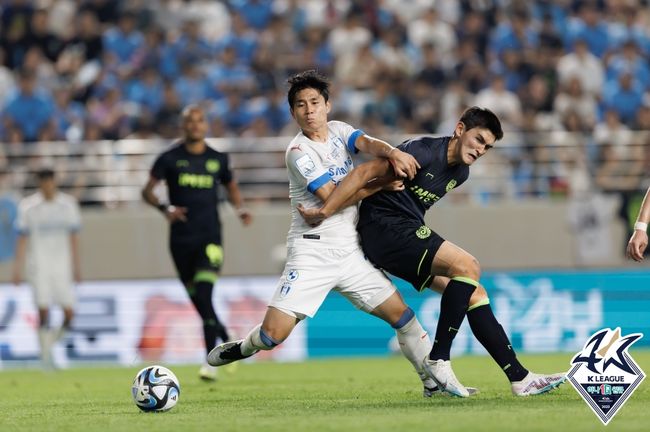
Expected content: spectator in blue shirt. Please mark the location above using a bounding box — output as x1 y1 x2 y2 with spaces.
102 11 144 70
229 0 273 31
125 66 164 115
564 3 609 58
209 90 254 134
607 40 650 90
216 12 258 64
3 69 55 142
602 72 644 125
205 44 255 97
173 62 211 106
51 86 86 141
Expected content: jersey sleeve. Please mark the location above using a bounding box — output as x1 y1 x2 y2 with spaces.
286 145 333 194
399 138 433 168
219 153 233 185
329 120 364 155
150 153 169 180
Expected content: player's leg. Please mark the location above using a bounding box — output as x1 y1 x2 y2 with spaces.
335 249 449 397
36 307 54 368
32 277 55 369
370 292 434 393
170 242 227 380
187 270 230 352
51 274 75 343
429 276 567 395
427 241 480 362
208 246 335 367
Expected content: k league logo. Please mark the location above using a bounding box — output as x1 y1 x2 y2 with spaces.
568 328 645 425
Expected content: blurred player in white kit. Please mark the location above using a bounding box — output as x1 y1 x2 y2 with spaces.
12 168 81 368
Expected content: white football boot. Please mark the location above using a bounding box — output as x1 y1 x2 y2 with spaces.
422 358 470 397
511 371 567 396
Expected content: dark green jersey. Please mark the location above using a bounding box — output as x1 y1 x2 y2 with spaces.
151 142 232 242
359 136 469 227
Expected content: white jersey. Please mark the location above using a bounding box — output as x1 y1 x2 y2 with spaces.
16 191 81 277
285 120 363 249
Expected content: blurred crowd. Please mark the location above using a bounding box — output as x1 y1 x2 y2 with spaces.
1 0 650 201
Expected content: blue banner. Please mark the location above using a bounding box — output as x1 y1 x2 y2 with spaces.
307 269 650 358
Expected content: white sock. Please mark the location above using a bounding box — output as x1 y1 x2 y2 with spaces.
51 326 67 343
37 328 52 364
240 324 276 356
395 316 433 384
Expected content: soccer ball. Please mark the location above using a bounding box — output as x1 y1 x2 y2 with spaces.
131 365 180 412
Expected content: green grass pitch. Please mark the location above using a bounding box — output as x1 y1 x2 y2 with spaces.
1 352 648 432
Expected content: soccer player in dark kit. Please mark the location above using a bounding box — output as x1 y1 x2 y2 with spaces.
298 106 567 397
142 105 252 381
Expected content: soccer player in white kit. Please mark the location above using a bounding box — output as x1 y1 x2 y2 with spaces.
208 70 468 396
12 168 81 368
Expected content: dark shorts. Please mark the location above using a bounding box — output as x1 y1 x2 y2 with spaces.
358 218 445 292
169 239 224 285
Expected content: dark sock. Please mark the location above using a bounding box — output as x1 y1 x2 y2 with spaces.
467 303 528 382
429 279 476 361
190 281 230 353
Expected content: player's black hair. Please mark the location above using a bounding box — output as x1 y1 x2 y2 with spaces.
36 167 55 180
287 70 330 109
459 106 504 141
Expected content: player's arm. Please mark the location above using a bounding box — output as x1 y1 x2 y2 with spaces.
299 159 395 226
224 179 252 225
141 176 187 222
354 134 420 179
70 231 81 283
12 234 27 285
627 186 650 261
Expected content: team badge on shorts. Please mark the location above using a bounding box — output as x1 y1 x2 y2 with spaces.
568 327 645 425
280 283 291 298
415 225 431 239
287 270 299 281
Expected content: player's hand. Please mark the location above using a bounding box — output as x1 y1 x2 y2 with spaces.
165 206 188 223
297 203 326 227
626 230 648 262
382 179 405 192
237 208 253 226
73 268 82 284
11 268 21 286
388 148 420 180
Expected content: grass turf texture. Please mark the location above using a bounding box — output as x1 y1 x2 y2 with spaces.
1 352 648 432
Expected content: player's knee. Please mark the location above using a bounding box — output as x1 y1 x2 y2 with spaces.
469 285 488 307
451 254 481 281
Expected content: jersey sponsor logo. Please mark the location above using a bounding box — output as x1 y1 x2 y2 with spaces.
176 160 189 167
328 158 353 178
568 327 645 425
409 185 441 204
295 155 317 177
178 173 214 189
287 270 299 281
415 225 432 239
445 179 457 192
205 159 220 173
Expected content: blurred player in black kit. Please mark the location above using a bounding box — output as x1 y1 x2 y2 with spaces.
142 105 252 381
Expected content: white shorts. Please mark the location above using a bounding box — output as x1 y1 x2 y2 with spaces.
29 271 75 309
269 243 396 318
